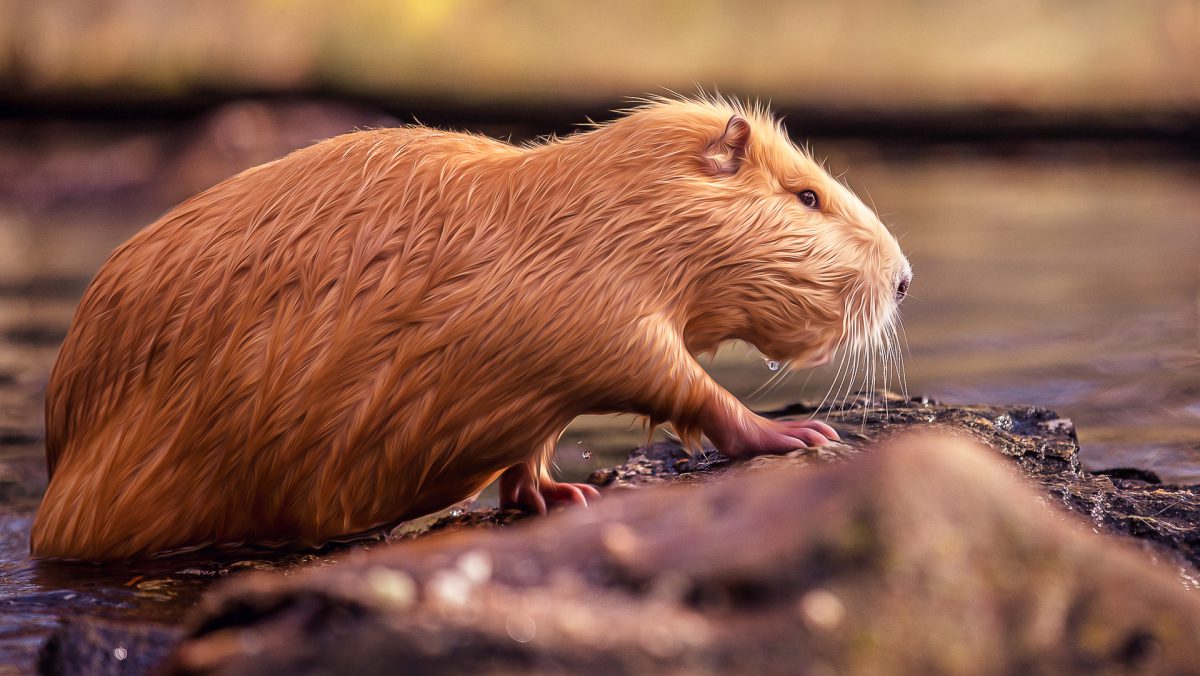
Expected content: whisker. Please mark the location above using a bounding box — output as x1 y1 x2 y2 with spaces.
812 290 860 417
795 362 818 403
887 325 897 397
864 328 878 427
839 322 864 415
813 338 851 418
879 331 888 420
759 362 796 402
895 315 912 400
747 358 791 402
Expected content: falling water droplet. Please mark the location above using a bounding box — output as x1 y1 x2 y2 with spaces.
766 360 781 372
582 450 592 460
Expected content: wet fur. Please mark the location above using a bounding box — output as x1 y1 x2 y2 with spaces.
32 96 908 560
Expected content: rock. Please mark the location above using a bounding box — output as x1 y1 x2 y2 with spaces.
1092 467 1163 485
163 433 1200 675
594 394 1200 573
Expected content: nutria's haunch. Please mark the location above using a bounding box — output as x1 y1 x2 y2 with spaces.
32 96 911 560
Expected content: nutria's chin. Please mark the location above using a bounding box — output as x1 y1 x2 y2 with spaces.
31 95 910 561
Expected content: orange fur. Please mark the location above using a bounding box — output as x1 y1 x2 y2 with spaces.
31 96 909 560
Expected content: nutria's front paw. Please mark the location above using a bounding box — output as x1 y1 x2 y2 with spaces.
500 464 602 515
708 415 840 459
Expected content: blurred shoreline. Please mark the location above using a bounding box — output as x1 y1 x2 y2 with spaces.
2 96 1197 223
3 92 1199 150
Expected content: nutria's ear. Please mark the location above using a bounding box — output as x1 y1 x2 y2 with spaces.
704 115 751 174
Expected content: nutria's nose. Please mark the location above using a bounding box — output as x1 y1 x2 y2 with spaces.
896 272 912 303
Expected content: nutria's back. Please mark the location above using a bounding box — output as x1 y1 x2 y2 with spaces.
34 97 909 560
39 128 545 556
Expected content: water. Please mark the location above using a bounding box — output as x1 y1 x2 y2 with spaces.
835 150 1199 479
0 111 1197 670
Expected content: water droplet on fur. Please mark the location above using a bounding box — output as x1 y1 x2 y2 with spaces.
766 360 781 371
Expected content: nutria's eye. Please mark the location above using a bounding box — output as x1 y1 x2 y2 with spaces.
797 190 820 209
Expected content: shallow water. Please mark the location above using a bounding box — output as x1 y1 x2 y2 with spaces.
0 124 1197 670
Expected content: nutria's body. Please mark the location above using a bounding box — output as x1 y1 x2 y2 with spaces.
32 97 910 560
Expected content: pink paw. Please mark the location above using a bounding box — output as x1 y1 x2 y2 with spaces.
708 415 840 459
500 465 602 515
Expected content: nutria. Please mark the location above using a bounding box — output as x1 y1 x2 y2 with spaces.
32 96 911 560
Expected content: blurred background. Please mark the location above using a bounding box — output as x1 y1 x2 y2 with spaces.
0 0 1197 505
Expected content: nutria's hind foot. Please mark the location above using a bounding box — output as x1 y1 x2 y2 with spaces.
500 463 602 515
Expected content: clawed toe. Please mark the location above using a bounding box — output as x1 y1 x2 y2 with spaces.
499 464 601 515
707 410 841 459
778 418 840 443
541 481 602 507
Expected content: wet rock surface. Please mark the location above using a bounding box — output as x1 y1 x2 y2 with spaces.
594 395 1200 575
163 432 1200 675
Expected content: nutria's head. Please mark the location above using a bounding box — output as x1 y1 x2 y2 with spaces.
585 97 911 372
